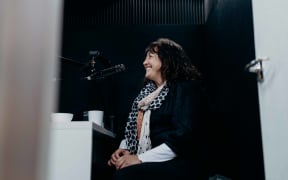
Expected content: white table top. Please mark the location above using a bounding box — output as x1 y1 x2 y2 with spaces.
50 121 116 138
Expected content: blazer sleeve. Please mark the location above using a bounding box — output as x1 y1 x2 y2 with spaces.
163 81 205 156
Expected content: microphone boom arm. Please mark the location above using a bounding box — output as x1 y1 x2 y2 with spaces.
82 64 126 80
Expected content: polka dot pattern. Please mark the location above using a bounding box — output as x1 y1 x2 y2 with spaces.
124 81 169 154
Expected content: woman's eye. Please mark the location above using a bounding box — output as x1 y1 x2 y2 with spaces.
149 53 155 58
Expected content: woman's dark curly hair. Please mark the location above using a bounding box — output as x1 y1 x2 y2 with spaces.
144 38 201 85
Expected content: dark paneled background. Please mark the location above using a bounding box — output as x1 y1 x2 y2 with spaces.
59 0 206 136
63 0 205 24
58 0 264 179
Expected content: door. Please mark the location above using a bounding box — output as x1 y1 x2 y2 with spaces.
252 1 288 179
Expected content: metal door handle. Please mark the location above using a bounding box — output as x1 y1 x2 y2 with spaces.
245 57 269 82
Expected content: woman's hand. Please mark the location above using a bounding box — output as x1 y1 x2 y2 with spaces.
107 148 130 167
114 154 142 170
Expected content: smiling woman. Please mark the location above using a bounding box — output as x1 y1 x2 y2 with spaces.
107 38 208 179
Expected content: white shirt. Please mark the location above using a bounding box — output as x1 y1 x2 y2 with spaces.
119 139 177 162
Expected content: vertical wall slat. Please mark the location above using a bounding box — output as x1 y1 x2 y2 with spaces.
64 0 206 25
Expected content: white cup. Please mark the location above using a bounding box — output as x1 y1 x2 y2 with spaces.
88 110 104 127
51 113 73 122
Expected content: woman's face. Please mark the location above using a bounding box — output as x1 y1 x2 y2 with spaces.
143 51 163 86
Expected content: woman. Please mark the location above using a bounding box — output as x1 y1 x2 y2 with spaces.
108 38 208 179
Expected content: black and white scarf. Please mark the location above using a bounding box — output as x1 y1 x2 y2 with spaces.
124 81 169 154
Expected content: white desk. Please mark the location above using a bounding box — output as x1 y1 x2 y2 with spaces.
48 121 115 180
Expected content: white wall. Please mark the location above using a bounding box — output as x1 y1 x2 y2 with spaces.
252 0 288 179
0 0 63 180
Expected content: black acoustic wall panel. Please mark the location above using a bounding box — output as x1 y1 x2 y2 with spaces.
63 0 205 25
59 0 207 132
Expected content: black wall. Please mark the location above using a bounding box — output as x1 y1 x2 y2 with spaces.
203 0 264 179
59 0 207 137
59 24 205 138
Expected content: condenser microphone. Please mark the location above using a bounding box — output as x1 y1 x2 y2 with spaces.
83 64 126 80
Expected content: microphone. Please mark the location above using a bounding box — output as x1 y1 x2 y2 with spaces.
83 64 126 80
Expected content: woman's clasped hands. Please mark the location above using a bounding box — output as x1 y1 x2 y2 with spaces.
108 148 142 170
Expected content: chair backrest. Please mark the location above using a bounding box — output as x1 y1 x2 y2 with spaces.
209 174 232 180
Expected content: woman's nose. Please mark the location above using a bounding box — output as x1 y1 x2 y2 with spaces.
143 58 147 65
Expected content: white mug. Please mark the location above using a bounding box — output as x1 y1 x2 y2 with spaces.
51 113 73 122
88 110 104 127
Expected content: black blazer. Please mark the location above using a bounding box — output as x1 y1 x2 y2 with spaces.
149 80 207 158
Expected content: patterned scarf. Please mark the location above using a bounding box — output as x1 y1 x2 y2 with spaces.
124 81 169 154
